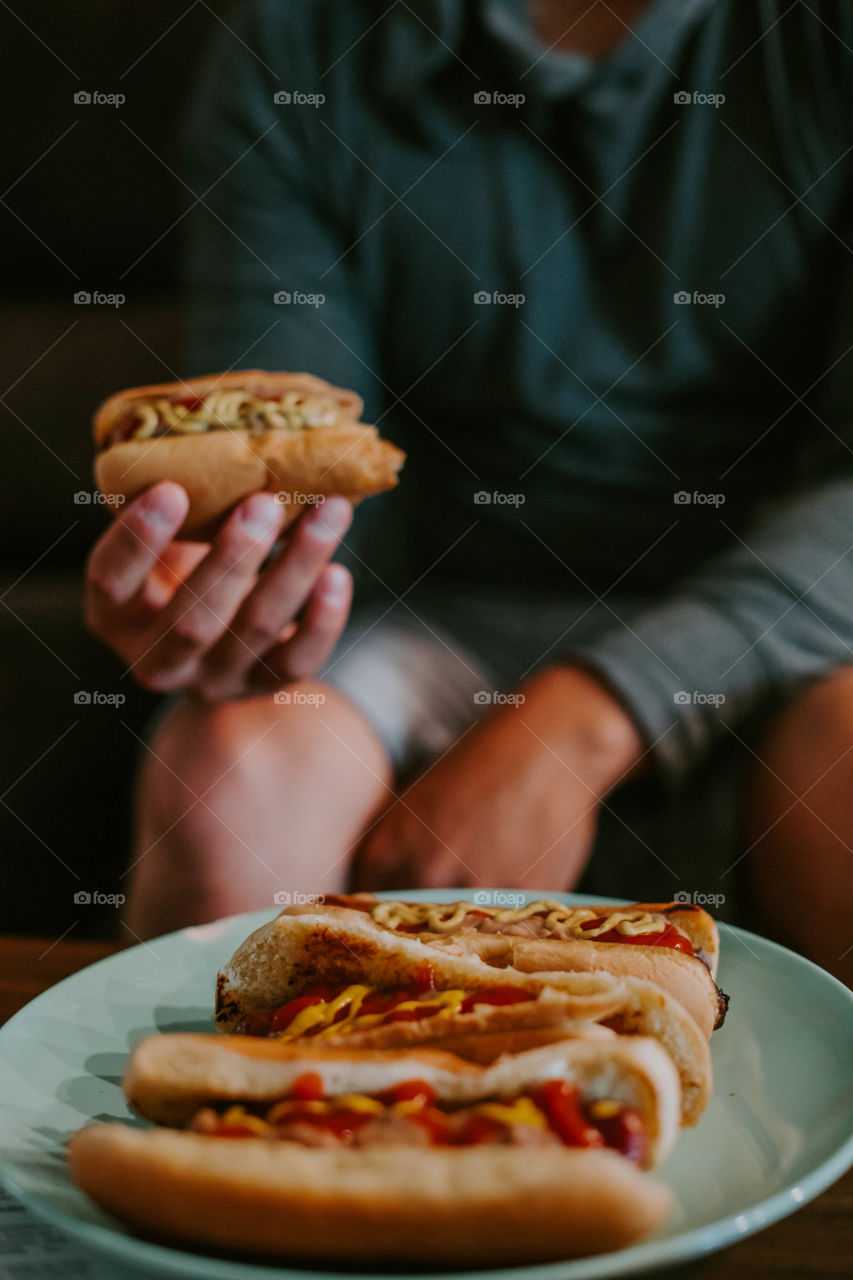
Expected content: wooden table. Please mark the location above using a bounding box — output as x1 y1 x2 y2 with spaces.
1 935 851 1279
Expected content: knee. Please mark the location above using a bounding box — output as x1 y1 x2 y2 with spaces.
139 686 330 832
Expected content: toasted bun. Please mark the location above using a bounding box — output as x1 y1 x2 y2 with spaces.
214 909 629 1030
273 899 726 1037
69 1125 672 1264
124 1033 680 1167
93 371 404 540
318 1001 618 1055
597 973 711 1127
405 1022 615 1065
215 910 711 1125
432 933 724 1038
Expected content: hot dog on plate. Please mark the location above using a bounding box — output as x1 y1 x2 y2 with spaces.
215 905 713 1125
272 894 728 1039
70 1034 680 1265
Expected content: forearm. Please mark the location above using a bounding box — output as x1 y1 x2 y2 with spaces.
520 666 646 796
568 474 853 784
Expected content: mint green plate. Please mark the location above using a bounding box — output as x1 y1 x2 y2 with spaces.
1 891 852 1279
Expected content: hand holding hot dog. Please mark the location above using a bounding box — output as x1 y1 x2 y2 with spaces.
85 482 354 699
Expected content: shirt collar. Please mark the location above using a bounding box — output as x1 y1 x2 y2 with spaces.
379 0 723 105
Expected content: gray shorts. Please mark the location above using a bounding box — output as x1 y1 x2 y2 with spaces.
321 593 755 925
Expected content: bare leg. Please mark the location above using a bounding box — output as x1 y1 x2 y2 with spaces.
746 667 853 986
123 682 391 938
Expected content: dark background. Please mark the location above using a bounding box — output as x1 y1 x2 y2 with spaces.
1 2 232 937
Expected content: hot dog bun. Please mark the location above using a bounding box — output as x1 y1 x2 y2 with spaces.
69 1127 672 1265
434 932 725 1038
215 909 712 1124
71 1035 678 1263
271 897 726 1038
93 370 404 540
123 1034 680 1166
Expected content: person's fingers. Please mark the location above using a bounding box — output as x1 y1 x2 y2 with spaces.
85 483 189 635
401 845 467 890
354 804 462 892
132 493 283 690
198 498 352 695
140 542 210 610
247 564 353 693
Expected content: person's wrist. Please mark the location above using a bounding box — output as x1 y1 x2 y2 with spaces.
522 665 646 795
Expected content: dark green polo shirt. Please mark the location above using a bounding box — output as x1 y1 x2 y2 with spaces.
183 0 853 781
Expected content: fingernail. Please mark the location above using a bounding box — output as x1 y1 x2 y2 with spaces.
305 496 352 542
240 493 282 538
320 564 350 603
141 482 187 528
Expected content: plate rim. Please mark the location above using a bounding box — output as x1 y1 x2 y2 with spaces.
1 891 852 1280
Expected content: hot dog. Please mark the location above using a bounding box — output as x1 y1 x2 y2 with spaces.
69 1035 679 1264
275 895 729 1038
94 370 405 539
215 908 712 1124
